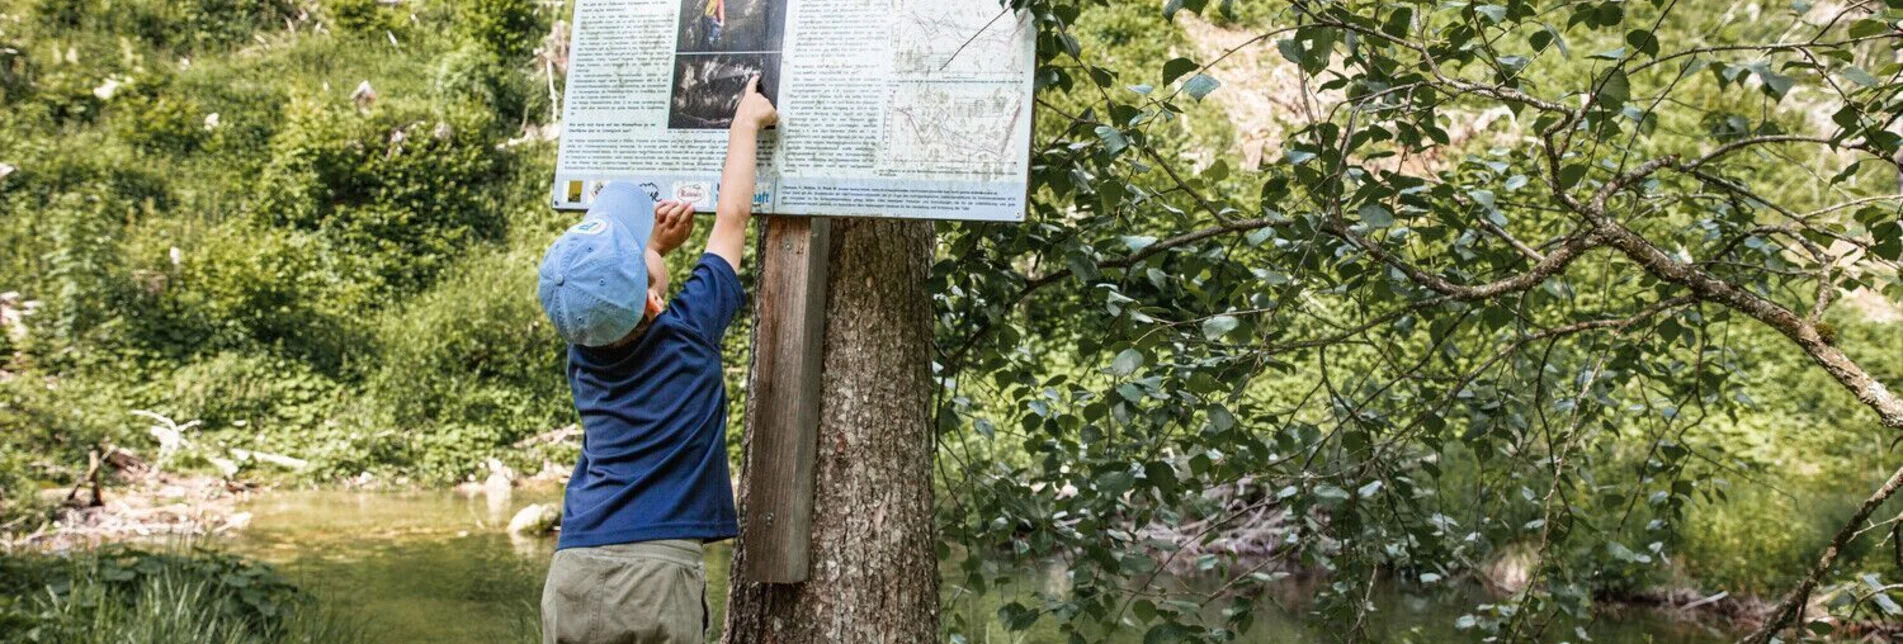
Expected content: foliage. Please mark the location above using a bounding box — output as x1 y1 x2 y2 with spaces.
0 546 364 643
3 0 1903 640
931 0 1903 640
451 0 546 61
433 44 543 128
323 0 411 36
362 245 572 480
0 0 563 492
255 99 509 295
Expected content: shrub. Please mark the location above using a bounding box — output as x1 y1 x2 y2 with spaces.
324 0 408 36
165 352 347 432
452 0 544 61
365 246 571 480
432 45 539 128
29 193 136 359
123 223 373 373
112 91 208 155
255 100 509 294
0 376 132 492
0 42 28 106
27 0 294 53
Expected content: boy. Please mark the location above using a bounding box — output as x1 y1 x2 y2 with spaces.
535 77 777 643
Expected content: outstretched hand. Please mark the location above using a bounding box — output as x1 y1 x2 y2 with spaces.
651 199 695 255
732 75 778 132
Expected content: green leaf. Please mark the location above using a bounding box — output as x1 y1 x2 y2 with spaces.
1095 126 1128 155
1758 70 1796 100
998 602 1041 630
1276 29 1337 74
1595 69 1631 107
1357 480 1384 498
1202 315 1240 341
1314 485 1351 502
1183 73 1221 101
1831 159 1863 185
1849 18 1890 38
1111 348 1144 376
1529 29 1553 51
1097 470 1135 495
1873 221 1902 260
1842 65 1878 88
1162 57 1199 85
1625 29 1659 58
1358 203 1395 227
1475 4 1507 22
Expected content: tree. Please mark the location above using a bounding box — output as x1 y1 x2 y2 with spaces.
931 0 1903 641
725 218 940 642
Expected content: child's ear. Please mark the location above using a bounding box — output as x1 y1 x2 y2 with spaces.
645 290 665 318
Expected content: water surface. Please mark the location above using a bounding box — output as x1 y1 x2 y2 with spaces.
227 489 1737 643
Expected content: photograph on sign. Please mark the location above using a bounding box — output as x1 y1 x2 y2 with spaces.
550 0 1036 221
670 53 781 129
676 0 785 53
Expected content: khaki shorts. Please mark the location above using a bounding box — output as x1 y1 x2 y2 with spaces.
541 540 708 644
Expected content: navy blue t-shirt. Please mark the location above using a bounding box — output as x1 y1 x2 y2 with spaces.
557 253 744 550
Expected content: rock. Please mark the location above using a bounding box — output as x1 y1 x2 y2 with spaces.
1480 542 1538 595
351 80 377 109
37 487 75 507
508 503 561 536
92 77 122 101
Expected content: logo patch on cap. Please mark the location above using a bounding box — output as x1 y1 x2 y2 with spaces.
570 219 609 235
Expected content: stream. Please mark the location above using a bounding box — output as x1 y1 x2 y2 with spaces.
222 489 1740 643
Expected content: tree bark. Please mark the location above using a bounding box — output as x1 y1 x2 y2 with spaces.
725 218 939 643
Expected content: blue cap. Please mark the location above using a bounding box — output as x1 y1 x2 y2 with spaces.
537 183 655 347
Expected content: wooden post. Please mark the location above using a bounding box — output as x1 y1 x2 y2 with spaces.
737 215 831 583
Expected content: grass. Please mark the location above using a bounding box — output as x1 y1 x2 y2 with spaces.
0 546 367 643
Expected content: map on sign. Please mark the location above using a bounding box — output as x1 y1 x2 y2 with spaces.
884 86 1026 178
551 0 1035 221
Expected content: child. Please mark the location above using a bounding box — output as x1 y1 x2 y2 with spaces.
700 0 725 48
535 76 776 644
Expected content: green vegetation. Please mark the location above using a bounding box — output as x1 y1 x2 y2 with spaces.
0 0 583 497
0 0 1901 640
0 546 364 642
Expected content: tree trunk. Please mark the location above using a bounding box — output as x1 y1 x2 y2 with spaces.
725 218 939 643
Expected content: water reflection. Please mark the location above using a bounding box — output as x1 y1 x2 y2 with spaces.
225 490 1734 643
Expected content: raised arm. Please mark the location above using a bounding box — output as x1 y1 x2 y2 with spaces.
706 75 777 271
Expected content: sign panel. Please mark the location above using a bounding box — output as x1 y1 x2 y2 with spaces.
551 0 1035 221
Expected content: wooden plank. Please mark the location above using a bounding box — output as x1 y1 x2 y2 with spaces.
738 215 831 583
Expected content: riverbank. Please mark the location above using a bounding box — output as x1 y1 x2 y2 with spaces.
1 476 1872 643
2 451 256 552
